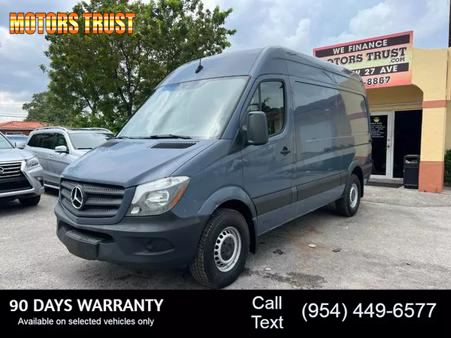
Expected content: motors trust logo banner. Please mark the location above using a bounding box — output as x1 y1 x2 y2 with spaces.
10 12 136 34
313 31 413 89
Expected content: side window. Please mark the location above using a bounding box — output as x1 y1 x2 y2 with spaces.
28 134 41 147
40 133 56 149
247 81 285 136
247 90 260 112
340 91 369 135
293 82 338 155
55 134 67 148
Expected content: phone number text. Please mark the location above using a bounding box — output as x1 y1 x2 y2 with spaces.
301 303 436 322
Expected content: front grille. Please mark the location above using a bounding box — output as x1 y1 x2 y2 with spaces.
60 180 125 218
0 161 22 179
0 161 31 193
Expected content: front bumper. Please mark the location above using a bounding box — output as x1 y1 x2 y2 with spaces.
0 161 44 199
55 202 207 268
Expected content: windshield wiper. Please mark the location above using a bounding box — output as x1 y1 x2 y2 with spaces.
144 134 192 139
116 134 192 140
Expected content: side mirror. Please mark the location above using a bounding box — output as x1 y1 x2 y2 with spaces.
15 141 25 149
55 145 68 154
247 111 269 145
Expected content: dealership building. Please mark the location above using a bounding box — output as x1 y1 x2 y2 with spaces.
315 31 451 192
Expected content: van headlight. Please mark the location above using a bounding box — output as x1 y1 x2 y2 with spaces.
128 176 190 216
25 157 40 169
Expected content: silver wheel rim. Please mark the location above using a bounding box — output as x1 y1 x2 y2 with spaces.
214 226 242 272
350 183 359 209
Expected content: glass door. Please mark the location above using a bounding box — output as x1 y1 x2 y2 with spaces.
370 112 394 179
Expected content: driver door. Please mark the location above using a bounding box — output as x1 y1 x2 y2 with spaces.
242 77 295 235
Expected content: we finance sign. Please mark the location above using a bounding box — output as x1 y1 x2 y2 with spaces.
314 31 413 89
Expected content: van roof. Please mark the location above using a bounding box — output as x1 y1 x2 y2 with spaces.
160 46 363 92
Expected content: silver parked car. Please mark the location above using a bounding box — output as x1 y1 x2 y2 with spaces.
24 127 114 189
0 132 44 206
5 134 29 145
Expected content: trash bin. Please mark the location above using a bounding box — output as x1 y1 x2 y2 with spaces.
403 154 420 189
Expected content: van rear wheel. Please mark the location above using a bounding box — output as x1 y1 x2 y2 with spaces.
335 174 361 217
190 208 249 289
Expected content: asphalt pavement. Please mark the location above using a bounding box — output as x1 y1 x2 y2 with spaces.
1 186 450 289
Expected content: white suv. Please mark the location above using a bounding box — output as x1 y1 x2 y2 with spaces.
25 127 113 189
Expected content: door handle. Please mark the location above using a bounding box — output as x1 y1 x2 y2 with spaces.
280 146 291 156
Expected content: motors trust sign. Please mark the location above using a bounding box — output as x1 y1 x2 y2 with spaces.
314 31 413 89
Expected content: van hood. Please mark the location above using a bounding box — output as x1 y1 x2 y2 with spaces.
0 148 33 162
62 138 216 187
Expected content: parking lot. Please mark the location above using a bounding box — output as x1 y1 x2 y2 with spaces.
1 185 450 289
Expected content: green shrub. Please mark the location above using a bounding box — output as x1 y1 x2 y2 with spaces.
445 149 451 184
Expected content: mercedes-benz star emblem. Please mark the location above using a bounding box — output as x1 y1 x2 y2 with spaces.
70 185 85 210
0 167 4 175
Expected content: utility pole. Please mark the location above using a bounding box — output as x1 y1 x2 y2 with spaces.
449 0 451 47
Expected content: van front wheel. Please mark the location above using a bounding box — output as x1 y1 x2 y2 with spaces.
335 174 361 217
190 208 250 289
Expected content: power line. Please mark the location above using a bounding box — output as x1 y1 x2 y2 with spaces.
0 114 27 117
0 115 27 119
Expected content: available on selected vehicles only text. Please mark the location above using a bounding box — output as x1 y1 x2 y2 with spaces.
55 47 372 288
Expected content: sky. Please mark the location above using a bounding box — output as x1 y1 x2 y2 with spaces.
0 0 449 121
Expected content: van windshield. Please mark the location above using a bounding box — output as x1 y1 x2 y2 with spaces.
118 76 248 139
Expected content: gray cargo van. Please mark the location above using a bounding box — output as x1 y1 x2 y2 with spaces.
55 47 372 288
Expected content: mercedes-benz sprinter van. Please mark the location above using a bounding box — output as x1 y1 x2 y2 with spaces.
55 47 372 288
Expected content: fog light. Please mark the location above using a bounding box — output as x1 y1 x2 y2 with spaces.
146 239 173 253
130 206 141 215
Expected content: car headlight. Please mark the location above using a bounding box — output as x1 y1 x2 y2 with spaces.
128 176 190 216
25 157 40 169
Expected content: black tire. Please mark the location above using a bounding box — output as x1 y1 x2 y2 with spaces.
335 174 361 217
190 208 250 289
19 195 41 206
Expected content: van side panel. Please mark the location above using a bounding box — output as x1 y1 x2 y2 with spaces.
291 79 347 208
172 140 244 219
339 90 372 180
287 63 370 218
